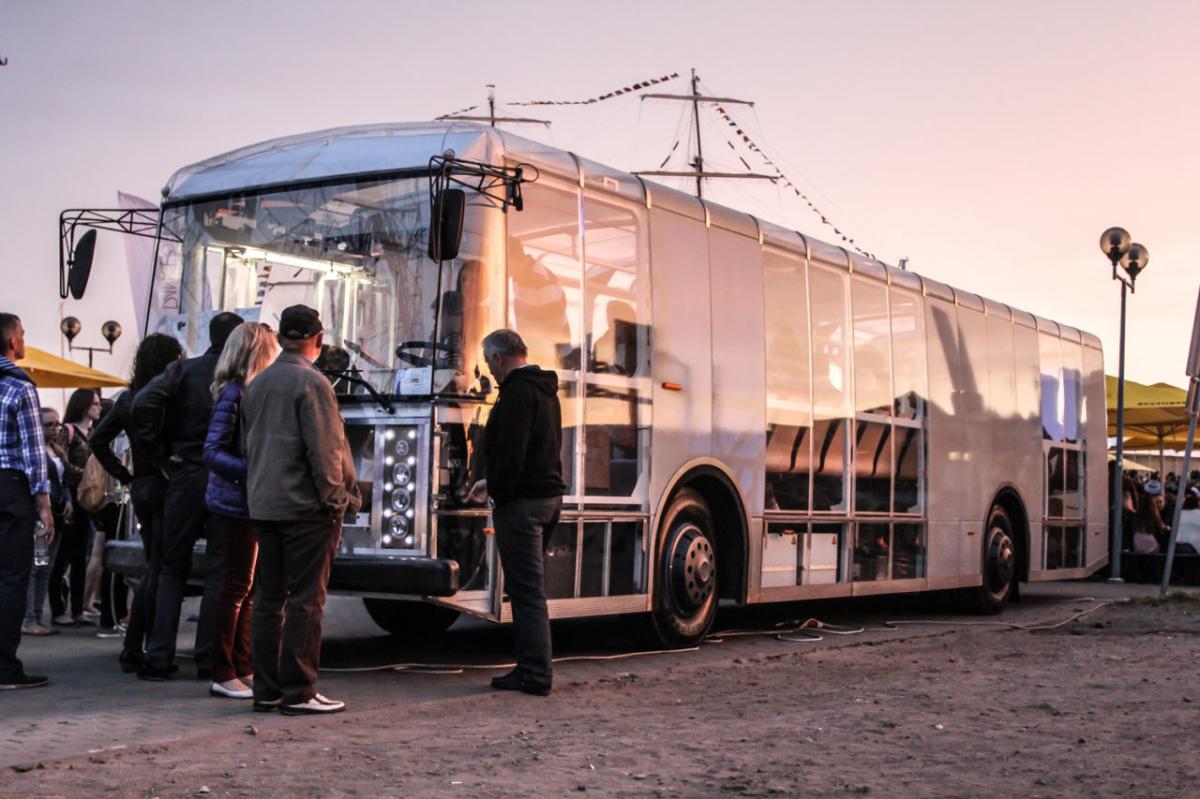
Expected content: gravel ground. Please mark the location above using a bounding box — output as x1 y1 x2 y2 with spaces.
8 591 1200 798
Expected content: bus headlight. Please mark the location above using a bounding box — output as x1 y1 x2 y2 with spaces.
390 490 412 512
381 425 420 549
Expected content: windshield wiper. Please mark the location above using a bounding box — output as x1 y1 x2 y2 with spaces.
319 369 395 414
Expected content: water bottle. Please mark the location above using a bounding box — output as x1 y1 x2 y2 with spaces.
33 521 49 568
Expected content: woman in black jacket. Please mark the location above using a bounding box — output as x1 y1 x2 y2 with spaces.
91 333 182 671
203 322 277 699
48 388 99 625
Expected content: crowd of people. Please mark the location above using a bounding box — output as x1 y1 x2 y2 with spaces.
0 307 361 713
2 309 565 709
1116 468 1200 555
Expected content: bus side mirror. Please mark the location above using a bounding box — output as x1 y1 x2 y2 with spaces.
428 188 465 262
68 229 97 300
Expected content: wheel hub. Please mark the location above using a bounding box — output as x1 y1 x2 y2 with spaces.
669 525 715 613
984 525 1015 596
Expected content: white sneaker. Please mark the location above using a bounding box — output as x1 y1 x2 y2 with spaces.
281 693 345 715
209 678 254 699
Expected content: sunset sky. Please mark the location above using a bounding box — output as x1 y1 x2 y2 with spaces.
2 0 1198 392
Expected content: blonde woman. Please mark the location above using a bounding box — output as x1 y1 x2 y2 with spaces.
202 322 278 699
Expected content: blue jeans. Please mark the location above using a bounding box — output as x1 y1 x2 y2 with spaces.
24 523 62 626
493 495 562 688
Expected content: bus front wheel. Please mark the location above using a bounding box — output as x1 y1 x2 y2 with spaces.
965 505 1017 614
641 488 719 648
362 598 460 637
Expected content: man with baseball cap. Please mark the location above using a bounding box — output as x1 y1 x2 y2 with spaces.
241 305 360 714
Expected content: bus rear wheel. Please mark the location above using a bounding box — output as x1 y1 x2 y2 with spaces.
362 598 460 637
639 488 719 648
965 505 1017 614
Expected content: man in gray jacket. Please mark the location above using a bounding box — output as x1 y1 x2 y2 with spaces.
242 305 359 715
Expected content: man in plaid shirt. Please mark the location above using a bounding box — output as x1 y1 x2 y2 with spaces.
0 312 54 690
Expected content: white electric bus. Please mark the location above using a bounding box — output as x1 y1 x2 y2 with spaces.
68 122 1107 646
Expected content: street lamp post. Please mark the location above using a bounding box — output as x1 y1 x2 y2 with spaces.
1101 227 1149 582
60 316 122 368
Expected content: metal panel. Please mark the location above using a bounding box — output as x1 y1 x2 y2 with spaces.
848 252 887 281
981 297 1010 319
1059 324 1082 343
1082 344 1109 569
809 238 849 271
1034 316 1060 334
921 276 954 302
925 520 961 579
959 521 981 583
1011 307 1037 329
704 201 758 238
851 577 927 597
924 297 963 529
642 180 706 222
576 154 647 203
953 290 984 312
648 206 713 514
757 582 854 602
709 226 766 518
885 265 922 292
759 219 807 254
956 302 991 525
761 525 799 588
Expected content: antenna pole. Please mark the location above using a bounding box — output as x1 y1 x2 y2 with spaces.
636 69 763 197
487 84 496 128
691 69 704 198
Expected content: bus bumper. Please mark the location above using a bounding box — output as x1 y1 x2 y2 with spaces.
104 539 460 597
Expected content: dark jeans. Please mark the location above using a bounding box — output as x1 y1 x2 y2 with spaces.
49 507 88 618
252 515 340 705
124 474 166 657
145 465 222 671
0 470 35 681
211 514 258 683
493 495 561 688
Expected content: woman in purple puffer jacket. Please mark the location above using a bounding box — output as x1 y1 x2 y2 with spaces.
203 322 278 699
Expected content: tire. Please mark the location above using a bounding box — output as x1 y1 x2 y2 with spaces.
362 598 460 637
629 488 719 648
964 504 1017 614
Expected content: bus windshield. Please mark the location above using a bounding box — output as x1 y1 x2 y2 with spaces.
152 174 501 397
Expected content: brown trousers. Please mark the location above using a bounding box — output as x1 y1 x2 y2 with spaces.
210 514 258 683
251 515 340 705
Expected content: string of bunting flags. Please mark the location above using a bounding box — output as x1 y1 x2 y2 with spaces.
510 72 681 106
439 104 478 117
714 104 877 260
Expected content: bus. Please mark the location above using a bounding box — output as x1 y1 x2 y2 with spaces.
68 122 1108 647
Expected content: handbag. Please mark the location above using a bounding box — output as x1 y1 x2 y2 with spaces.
77 454 115 513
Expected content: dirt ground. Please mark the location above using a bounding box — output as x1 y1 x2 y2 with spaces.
9 593 1200 798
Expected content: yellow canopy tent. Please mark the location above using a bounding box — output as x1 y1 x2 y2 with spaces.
1106 453 1155 472
1106 375 1194 475
15 346 126 389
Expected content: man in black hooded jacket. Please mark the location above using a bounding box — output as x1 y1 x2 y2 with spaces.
469 328 564 696
132 312 243 679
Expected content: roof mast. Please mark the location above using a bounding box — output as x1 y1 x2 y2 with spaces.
437 85 551 129
634 68 776 198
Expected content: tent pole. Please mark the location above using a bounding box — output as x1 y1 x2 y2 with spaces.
1161 380 1200 596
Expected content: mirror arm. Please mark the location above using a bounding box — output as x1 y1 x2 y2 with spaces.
57 208 180 300
319 369 396 414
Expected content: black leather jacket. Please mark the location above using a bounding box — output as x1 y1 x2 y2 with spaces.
132 348 220 471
